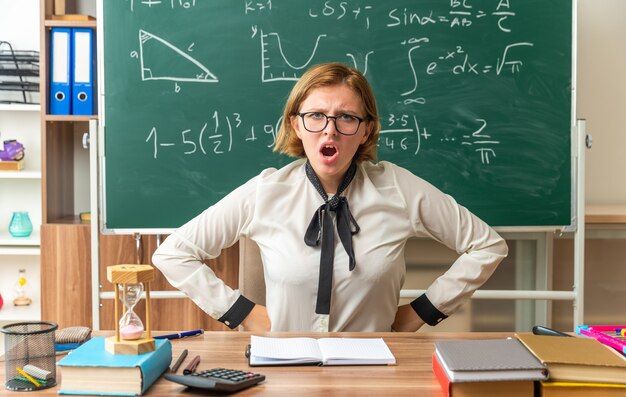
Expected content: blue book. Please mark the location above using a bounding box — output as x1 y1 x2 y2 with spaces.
57 337 171 396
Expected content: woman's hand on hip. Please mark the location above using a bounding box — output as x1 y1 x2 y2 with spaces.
391 304 425 332
241 304 271 332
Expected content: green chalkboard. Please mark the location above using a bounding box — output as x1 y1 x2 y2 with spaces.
102 0 573 231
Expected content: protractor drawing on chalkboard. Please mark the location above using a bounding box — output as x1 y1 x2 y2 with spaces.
259 30 326 82
138 29 218 83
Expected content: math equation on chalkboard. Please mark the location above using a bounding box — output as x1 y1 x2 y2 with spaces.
103 0 573 229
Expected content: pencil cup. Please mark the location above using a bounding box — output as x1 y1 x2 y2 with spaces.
0 322 58 391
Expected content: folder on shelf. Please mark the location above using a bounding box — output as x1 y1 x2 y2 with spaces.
71 28 96 115
49 27 72 115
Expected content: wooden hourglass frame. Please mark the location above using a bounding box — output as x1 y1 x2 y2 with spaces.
105 264 155 355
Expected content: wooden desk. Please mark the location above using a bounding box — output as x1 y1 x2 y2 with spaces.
1 332 510 397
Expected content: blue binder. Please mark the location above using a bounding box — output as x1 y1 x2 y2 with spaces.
71 28 96 115
49 27 72 115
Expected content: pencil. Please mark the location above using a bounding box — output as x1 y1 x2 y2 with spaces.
183 355 201 375
170 349 188 373
16 367 41 388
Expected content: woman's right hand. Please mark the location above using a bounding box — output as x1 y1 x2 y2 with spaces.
241 304 271 332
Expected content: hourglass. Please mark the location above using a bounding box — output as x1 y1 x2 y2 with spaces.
105 264 155 355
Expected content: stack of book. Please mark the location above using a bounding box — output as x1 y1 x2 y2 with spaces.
516 334 626 397
433 335 626 397
433 338 547 397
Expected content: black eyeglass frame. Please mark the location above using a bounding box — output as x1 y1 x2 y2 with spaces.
296 112 368 136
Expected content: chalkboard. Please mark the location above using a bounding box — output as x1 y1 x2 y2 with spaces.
102 0 573 231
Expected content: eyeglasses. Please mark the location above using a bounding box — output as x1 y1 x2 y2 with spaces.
296 112 367 136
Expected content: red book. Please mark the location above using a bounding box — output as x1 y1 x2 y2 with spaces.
432 352 452 397
432 352 535 397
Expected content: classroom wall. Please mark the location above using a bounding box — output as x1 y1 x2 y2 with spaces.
579 0 626 204
0 0 40 104
0 0 39 50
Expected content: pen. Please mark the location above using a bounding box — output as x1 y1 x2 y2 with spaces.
183 355 201 375
577 327 626 354
170 349 188 373
532 325 572 337
154 329 204 340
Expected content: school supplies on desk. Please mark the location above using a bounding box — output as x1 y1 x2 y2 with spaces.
57 337 171 396
55 326 92 352
434 339 547 382
154 329 203 340
248 335 395 366
532 325 572 337
182 354 200 375
164 367 265 393
433 355 535 397
539 381 626 397
515 333 626 384
432 338 546 397
169 349 187 373
576 325 626 354
15 367 40 387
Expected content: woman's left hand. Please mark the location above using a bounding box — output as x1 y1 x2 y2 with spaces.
391 304 425 332
241 304 272 332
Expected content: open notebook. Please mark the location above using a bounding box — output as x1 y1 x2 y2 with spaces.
248 336 396 366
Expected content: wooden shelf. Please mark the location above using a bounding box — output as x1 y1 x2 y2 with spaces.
44 19 96 28
0 104 41 112
0 302 41 322
47 215 90 225
0 230 40 247
0 170 42 179
44 114 97 122
0 247 41 256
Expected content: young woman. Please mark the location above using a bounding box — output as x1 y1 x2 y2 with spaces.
152 63 508 332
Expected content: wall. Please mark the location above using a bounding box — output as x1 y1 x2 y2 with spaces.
0 0 40 104
579 0 626 204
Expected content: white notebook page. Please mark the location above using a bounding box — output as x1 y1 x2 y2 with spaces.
317 338 395 361
250 336 322 360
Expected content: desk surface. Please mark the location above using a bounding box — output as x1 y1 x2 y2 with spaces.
1 331 511 397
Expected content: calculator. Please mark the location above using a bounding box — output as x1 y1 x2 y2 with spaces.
164 367 265 393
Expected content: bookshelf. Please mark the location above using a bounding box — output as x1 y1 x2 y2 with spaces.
0 0 42 324
39 0 95 328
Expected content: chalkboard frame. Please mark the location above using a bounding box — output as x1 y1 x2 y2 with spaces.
98 0 577 235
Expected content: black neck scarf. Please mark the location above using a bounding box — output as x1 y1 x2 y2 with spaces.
304 160 360 315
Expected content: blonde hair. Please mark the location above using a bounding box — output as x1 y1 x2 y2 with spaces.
273 63 380 162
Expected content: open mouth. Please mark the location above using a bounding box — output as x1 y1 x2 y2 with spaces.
321 144 337 158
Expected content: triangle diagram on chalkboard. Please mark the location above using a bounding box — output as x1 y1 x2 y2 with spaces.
138 29 218 83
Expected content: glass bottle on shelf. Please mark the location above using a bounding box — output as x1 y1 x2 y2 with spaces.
13 268 32 306
8 211 33 238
